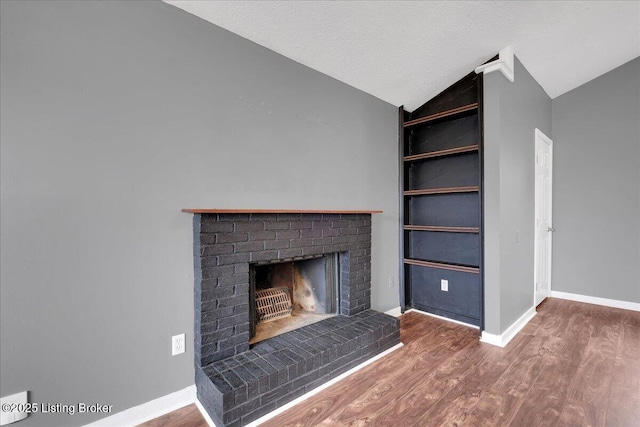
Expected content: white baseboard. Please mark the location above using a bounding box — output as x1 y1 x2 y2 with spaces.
245 343 403 427
384 306 402 317
550 291 640 312
480 306 536 348
404 308 480 329
84 385 195 427
194 398 216 427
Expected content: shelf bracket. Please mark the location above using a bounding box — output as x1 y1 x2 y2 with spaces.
475 46 514 83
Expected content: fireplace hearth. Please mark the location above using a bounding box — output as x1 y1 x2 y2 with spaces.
188 211 400 426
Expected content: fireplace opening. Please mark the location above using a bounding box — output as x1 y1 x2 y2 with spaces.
249 253 340 344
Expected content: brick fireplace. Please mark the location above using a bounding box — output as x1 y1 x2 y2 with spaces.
187 210 400 426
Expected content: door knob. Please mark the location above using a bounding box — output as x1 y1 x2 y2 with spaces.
547 227 555 232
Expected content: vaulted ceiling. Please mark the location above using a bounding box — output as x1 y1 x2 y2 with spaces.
165 1 640 111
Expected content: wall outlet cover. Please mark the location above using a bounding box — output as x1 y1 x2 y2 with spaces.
172 333 185 356
440 279 449 292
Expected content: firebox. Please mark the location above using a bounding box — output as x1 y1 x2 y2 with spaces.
249 253 339 343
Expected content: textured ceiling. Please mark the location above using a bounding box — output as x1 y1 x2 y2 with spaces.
165 1 640 110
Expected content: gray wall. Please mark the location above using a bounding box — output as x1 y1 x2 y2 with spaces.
552 58 640 303
0 1 399 425
483 58 552 334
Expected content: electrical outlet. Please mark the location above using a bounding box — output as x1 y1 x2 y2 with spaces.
441 279 449 292
388 276 394 288
0 391 29 425
172 333 185 356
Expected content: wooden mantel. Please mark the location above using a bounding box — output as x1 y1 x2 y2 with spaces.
181 209 383 214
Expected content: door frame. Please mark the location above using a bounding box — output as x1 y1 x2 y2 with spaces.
534 128 553 307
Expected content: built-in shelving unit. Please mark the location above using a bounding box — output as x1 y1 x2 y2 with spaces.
403 144 479 162
403 225 479 233
403 258 479 274
403 103 478 128
401 71 484 328
403 186 479 196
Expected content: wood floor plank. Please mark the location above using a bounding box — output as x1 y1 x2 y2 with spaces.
605 397 640 427
544 307 593 361
566 337 617 407
463 388 523 427
557 398 607 427
509 356 577 427
414 387 481 426
618 311 640 359
609 356 640 398
136 404 206 427
493 353 544 398
143 299 640 427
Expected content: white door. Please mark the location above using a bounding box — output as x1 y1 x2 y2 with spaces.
534 129 553 306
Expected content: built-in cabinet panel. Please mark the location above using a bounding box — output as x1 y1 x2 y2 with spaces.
409 193 480 227
408 114 479 154
409 265 481 325
402 71 484 328
408 152 479 190
408 231 480 266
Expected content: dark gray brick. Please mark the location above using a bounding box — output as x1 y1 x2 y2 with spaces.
357 226 372 235
201 327 234 346
235 263 250 274
217 295 246 308
199 286 234 303
201 307 234 324
278 248 303 259
200 256 219 268
264 240 290 250
276 213 301 221
312 220 333 229
234 283 250 295
234 222 265 232
201 222 234 233
301 246 325 256
218 273 249 287
322 227 341 237
217 252 251 266
233 304 249 315
234 241 264 253
218 213 249 221
275 230 300 239
202 265 235 280
300 228 323 238
248 230 276 241
217 313 247 329
340 226 358 235
235 322 250 335
241 402 276 425
331 235 356 245
201 244 234 257
249 213 277 221
290 238 313 248
290 221 312 230
219 332 250 350
216 232 249 244
311 237 333 246
250 250 279 262
264 222 290 230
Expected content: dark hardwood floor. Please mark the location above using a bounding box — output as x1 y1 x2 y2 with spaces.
140 298 640 426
